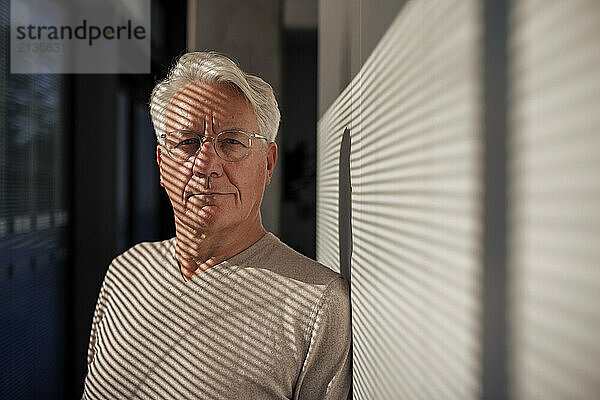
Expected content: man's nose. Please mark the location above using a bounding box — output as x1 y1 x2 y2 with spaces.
191 137 224 178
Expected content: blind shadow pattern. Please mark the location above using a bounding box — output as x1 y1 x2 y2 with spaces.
317 1 482 399
83 234 351 399
508 1 600 399
0 26 69 397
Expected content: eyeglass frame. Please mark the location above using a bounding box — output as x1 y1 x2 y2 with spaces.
159 129 270 163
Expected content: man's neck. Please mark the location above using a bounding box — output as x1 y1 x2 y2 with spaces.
173 219 266 281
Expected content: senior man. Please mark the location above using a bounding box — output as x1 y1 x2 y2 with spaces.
82 52 351 399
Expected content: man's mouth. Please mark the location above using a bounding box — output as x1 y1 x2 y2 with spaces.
186 192 226 200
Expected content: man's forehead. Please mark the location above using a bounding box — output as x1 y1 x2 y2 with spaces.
165 82 253 131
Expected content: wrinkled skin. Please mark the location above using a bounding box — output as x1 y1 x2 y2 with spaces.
156 82 277 280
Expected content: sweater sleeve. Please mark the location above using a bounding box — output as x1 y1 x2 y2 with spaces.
86 275 109 367
294 276 352 400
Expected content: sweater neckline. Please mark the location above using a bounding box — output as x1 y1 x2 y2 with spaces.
167 232 275 287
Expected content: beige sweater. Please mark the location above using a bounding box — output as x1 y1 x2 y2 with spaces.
83 233 351 399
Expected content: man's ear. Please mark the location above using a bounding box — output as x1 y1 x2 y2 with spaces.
266 142 278 185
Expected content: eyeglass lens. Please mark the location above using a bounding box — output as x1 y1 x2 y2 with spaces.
165 130 251 162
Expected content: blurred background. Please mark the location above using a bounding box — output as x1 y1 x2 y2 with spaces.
1 0 600 399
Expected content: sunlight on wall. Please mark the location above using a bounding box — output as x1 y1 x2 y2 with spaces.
508 1 600 399
316 1 483 398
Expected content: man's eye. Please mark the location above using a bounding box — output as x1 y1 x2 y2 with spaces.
177 138 199 147
221 138 243 146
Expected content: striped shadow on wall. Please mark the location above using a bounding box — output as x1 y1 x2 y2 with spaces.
318 0 600 399
507 1 600 399
317 1 483 398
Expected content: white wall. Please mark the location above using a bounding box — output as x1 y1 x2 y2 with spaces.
508 1 600 399
317 1 482 398
318 0 600 399
318 0 407 117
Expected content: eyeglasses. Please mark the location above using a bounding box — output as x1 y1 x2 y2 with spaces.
160 129 269 162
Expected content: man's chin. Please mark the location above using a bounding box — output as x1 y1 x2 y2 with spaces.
175 207 220 231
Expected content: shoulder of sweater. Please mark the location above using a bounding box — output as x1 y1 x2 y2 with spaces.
108 238 174 271
243 233 343 287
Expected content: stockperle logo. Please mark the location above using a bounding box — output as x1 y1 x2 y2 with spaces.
15 19 147 46
11 0 150 74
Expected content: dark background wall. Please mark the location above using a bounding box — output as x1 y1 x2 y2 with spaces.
280 29 318 257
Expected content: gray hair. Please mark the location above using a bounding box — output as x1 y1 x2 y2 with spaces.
150 51 280 143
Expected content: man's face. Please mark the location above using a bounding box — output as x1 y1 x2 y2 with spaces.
157 82 277 237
